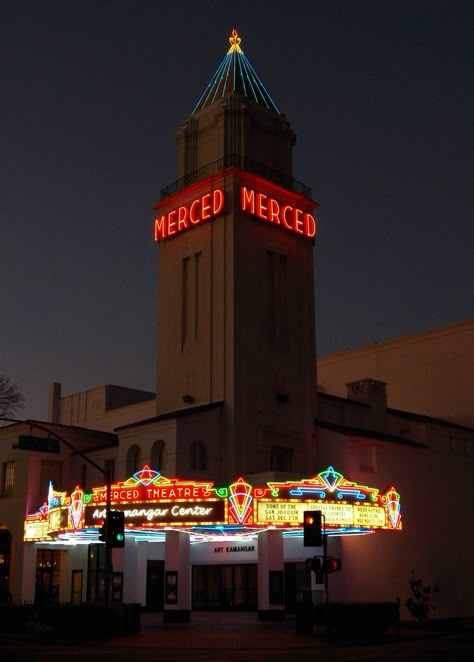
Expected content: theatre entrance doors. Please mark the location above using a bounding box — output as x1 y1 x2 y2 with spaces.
192 564 258 610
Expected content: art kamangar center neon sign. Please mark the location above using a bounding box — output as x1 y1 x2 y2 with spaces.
24 465 402 541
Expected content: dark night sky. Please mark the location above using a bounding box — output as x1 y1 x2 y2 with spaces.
1 1 473 419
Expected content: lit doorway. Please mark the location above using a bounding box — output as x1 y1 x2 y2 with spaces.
192 564 258 610
146 560 164 611
35 549 62 604
71 569 83 604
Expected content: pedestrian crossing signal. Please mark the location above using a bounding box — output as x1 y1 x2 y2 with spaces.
325 556 342 573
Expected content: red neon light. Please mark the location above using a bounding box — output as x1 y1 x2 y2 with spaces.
154 188 225 242
240 185 316 238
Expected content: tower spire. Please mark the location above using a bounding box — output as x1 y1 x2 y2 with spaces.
191 29 280 115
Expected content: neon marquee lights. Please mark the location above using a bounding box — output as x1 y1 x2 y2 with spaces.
228 477 253 525
240 186 316 239
24 465 402 541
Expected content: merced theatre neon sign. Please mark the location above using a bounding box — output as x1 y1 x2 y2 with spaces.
154 173 318 242
24 465 402 541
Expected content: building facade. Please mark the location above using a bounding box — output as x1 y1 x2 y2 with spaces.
0 31 473 622
317 318 474 428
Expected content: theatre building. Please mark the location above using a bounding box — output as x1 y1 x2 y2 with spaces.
1 31 473 621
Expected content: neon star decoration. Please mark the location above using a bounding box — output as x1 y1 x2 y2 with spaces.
69 485 84 529
228 477 253 525
131 465 161 486
192 29 281 115
383 486 401 529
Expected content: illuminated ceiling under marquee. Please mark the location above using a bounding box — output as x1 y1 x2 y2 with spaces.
24 465 401 543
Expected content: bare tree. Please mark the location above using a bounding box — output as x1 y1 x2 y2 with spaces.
0 375 25 418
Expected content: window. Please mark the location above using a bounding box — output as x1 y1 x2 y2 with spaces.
266 250 288 345
194 252 201 339
181 251 202 350
2 462 15 496
126 444 141 476
151 441 166 471
181 256 190 351
270 446 293 472
190 441 206 471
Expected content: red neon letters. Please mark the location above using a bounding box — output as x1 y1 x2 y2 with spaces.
240 186 316 238
154 185 316 242
154 188 225 242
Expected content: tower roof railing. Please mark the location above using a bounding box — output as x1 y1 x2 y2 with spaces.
159 154 312 200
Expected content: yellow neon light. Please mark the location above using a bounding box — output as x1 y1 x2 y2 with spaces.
228 29 242 54
256 500 387 528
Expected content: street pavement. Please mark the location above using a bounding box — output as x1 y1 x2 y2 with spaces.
1 610 473 661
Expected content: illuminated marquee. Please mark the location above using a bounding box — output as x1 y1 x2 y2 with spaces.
256 501 386 528
24 465 401 541
240 185 316 238
154 189 224 242
84 500 226 527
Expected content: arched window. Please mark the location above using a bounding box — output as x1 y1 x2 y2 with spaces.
190 441 206 471
126 444 141 476
151 440 166 471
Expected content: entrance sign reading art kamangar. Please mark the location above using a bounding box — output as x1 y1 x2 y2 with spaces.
24 465 401 541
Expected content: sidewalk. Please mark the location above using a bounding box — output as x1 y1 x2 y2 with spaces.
104 610 471 651
1 609 472 654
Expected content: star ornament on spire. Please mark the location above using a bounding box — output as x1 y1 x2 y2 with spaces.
228 29 242 53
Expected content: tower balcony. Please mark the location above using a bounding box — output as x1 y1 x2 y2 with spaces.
159 154 312 201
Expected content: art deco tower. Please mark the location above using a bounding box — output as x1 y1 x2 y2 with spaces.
154 31 318 483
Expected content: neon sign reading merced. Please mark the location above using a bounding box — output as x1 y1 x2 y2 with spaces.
24 465 402 541
153 170 318 243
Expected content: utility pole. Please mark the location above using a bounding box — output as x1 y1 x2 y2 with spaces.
1 417 113 607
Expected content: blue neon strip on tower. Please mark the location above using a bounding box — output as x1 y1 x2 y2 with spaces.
192 30 280 116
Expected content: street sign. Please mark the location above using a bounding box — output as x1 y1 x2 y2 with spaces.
17 435 60 454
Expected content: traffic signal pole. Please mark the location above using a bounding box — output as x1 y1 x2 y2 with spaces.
104 466 112 608
1 417 113 607
322 515 329 612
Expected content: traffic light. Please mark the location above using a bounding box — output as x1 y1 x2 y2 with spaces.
303 510 323 547
305 556 323 572
107 510 125 548
325 556 342 573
